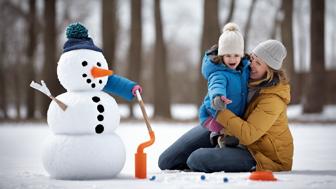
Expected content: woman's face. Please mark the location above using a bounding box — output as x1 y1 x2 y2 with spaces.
250 54 269 80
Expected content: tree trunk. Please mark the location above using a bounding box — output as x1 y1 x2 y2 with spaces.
244 0 257 50
270 5 281 39
102 0 117 69
41 0 60 117
127 0 142 118
197 0 220 106
303 0 325 113
281 0 299 104
13 64 21 120
224 0 235 24
0 29 7 121
153 0 171 119
25 0 37 119
296 0 308 71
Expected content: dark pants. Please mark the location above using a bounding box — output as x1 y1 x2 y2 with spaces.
158 125 256 173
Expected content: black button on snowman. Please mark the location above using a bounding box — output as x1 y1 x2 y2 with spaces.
32 23 139 180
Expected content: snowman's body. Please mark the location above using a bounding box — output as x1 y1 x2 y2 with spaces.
47 91 120 135
42 35 132 180
42 133 125 180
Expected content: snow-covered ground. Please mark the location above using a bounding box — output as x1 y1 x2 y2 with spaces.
1 121 336 189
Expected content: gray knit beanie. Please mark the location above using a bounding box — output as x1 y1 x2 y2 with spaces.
252 40 287 70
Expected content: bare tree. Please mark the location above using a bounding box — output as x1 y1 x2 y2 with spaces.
197 0 220 106
303 0 326 113
270 2 281 39
224 0 235 24
25 0 37 119
281 0 299 104
102 0 117 69
1 1 27 120
41 0 61 116
0 1 7 121
0 20 7 121
244 0 257 50
127 0 143 118
153 0 171 119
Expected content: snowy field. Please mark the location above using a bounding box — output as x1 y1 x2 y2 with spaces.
1 121 336 189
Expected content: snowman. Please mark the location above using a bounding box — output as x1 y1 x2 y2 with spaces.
31 23 142 180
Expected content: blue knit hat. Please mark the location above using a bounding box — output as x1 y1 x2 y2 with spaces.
63 23 102 53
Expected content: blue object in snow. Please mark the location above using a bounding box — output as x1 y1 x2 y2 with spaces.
200 175 206 180
223 177 229 183
149 175 156 181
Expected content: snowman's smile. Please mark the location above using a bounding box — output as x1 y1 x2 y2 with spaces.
80 61 112 89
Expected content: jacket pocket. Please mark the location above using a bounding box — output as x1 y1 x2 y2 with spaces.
256 135 280 163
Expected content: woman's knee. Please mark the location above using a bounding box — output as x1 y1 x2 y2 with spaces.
187 147 256 173
158 150 174 170
186 148 213 172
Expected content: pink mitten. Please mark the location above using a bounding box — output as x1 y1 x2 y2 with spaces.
132 85 143 96
204 117 223 133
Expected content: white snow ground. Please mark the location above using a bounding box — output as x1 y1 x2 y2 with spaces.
1 121 336 189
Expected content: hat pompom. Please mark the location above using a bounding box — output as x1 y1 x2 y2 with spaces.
223 22 240 32
66 23 88 39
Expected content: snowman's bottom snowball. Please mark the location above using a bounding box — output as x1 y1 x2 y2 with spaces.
42 134 125 180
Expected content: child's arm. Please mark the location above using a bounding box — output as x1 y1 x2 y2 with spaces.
207 70 228 102
103 74 142 101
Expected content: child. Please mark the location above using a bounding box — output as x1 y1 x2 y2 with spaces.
199 23 250 147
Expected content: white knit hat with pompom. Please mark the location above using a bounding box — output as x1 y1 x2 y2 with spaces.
218 23 244 56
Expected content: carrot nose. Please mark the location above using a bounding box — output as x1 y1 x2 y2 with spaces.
91 67 113 78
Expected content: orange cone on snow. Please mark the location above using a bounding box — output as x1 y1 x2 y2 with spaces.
249 171 277 181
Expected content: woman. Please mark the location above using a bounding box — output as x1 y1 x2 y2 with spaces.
158 40 293 172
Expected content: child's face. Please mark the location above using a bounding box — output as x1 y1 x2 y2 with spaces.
222 54 241 70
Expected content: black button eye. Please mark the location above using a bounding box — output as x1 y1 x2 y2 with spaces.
82 61 88 67
97 62 101 67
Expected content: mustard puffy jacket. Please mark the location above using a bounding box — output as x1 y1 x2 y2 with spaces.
216 82 293 171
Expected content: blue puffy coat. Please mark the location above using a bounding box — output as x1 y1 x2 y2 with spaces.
103 74 137 101
199 48 250 125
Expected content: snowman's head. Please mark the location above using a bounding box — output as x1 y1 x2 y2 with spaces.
57 23 112 91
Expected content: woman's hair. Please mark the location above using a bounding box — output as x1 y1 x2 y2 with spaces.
249 66 289 87
269 68 289 84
